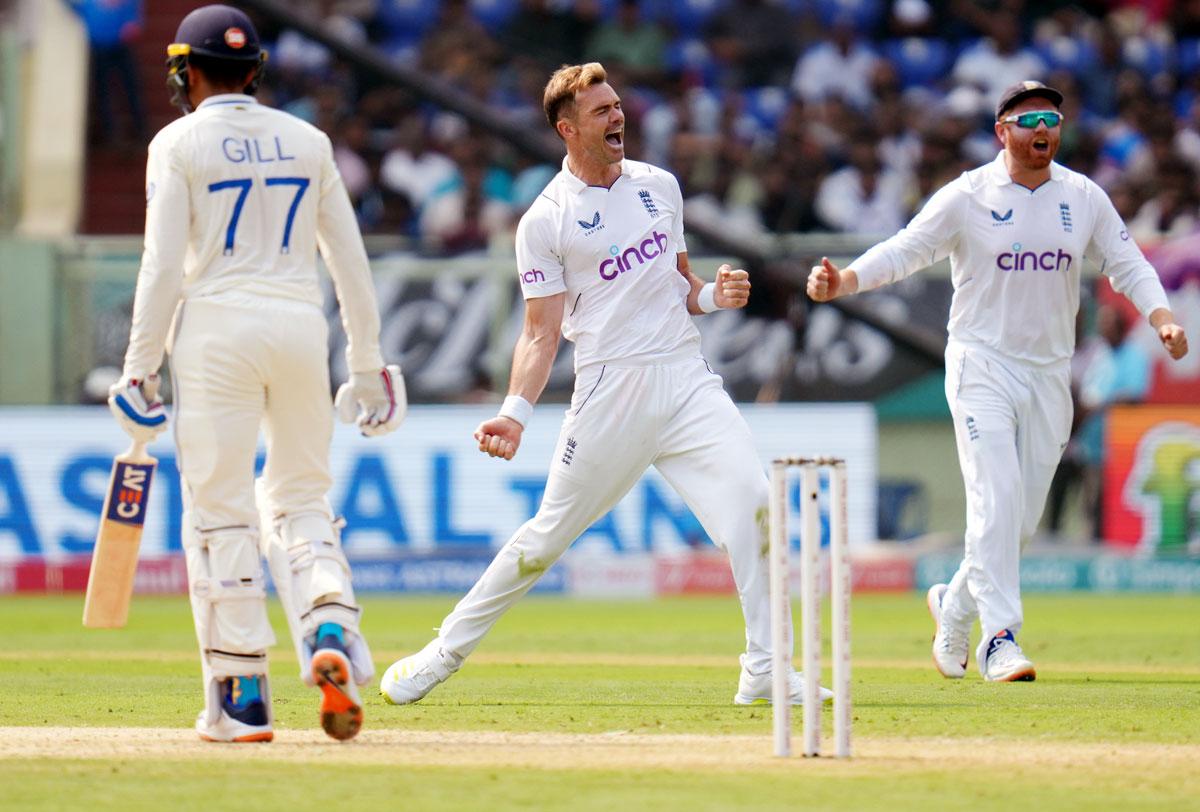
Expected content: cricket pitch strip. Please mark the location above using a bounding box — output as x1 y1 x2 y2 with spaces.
2 727 1198 775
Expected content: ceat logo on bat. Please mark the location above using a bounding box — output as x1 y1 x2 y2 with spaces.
105 462 155 526
225 27 246 49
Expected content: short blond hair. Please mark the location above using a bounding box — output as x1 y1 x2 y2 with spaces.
543 63 608 133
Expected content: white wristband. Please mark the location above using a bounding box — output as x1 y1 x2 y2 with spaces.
698 282 720 314
499 395 533 428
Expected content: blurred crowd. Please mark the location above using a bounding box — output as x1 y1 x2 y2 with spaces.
226 0 1200 255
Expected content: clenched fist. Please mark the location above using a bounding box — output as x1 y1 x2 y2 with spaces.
714 264 751 309
474 416 522 460
1159 323 1189 360
806 257 843 302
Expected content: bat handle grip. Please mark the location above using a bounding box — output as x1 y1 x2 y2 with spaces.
126 439 151 462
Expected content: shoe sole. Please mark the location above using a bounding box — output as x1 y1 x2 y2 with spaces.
380 686 420 706
927 585 967 679
312 649 363 741
986 665 1037 682
733 692 834 706
198 731 274 743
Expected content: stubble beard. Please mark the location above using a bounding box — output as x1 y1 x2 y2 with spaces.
1011 139 1057 172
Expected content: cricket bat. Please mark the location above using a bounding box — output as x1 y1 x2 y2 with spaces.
82 440 157 628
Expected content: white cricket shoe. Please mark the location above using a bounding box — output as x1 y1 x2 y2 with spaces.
380 640 461 705
982 629 1037 682
927 583 969 679
196 710 273 743
196 675 273 743
733 655 834 705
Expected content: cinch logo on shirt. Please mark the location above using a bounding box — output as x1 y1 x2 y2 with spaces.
522 269 546 284
599 231 669 281
996 243 1073 272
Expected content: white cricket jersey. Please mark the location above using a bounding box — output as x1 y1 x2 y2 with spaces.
123 94 383 378
515 158 698 370
852 152 1171 367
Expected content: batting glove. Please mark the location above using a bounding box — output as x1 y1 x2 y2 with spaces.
108 374 169 444
335 365 407 437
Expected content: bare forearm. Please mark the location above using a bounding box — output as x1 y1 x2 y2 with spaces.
675 251 705 315
836 269 860 297
507 329 559 404
685 271 705 315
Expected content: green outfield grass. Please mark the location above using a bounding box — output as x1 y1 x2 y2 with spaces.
2 593 1198 811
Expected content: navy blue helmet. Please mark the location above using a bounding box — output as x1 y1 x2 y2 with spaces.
166 5 267 112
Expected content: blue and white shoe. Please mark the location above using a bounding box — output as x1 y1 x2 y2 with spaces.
310 623 363 741
982 629 1036 682
927 584 969 679
196 675 273 743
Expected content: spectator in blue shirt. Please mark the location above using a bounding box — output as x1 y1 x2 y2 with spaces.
69 0 147 143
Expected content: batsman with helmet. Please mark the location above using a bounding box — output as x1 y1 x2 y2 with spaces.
109 4 404 742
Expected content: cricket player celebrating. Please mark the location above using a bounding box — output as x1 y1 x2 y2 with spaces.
381 63 832 707
109 5 404 742
808 81 1188 681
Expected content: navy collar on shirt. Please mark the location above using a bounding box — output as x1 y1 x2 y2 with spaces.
196 93 258 110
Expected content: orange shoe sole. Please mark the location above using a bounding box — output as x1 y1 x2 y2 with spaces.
312 650 362 741
198 730 274 743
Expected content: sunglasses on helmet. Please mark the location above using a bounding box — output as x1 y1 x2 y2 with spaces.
999 110 1063 128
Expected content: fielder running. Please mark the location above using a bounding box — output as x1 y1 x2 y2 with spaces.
808 81 1188 681
381 63 832 706
109 5 404 742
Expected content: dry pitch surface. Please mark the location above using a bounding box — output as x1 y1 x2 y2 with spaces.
5 727 1200 774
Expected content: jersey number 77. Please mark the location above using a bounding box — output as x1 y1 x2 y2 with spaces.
207 176 310 255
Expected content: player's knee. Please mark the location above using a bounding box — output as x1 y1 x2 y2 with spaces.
279 513 350 587
983 468 1022 505
732 472 770 533
184 524 272 655
506 525 569 575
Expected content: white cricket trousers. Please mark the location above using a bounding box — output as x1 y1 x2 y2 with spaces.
170 297 335 527
941 341 1071 670
169 297 336 664
438 355 776 673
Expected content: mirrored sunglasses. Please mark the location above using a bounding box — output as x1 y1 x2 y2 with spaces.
1000 110 1063 128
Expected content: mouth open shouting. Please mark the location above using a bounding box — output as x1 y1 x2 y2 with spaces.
604 127 624 151
1023 131 1057 167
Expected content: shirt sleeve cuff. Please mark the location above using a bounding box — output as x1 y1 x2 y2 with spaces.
848 250 892 292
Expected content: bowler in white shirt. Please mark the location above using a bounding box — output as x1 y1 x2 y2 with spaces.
382 63 833 709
